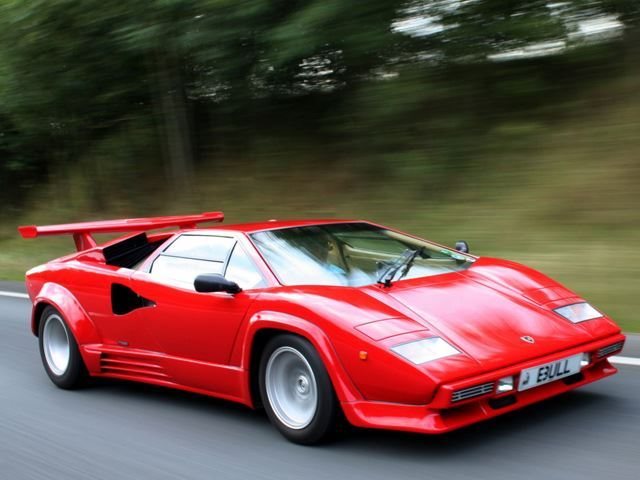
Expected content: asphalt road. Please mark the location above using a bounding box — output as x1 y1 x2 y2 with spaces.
1 290 639 480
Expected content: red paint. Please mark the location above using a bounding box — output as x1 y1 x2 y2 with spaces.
19 212 224 250
20 214 625 434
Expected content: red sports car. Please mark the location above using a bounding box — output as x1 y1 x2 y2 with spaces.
19 212 625 444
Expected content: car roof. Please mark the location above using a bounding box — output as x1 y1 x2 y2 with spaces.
195 218 364 234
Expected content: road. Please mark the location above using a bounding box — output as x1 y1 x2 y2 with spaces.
1 285 639 480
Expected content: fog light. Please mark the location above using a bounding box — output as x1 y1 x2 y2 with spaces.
497 376 514 393
580 353 591 368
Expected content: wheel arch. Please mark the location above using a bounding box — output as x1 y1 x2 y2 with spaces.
31 282 100 346
32 301 51 336
239 311 363 408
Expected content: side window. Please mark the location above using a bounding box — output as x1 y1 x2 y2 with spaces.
151 235 235 289
225 246 267 290
163 235 235 262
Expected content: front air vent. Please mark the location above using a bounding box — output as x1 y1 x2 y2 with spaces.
451 382 494 403
596 341 624 358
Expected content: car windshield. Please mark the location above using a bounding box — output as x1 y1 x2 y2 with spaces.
249 223 474 287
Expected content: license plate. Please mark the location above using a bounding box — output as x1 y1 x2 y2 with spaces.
518 354 583 391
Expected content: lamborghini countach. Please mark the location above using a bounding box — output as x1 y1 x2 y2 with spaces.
19 212 625 443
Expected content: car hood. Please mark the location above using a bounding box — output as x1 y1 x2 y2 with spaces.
374 258 618 372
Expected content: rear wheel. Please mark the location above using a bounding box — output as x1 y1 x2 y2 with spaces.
39 306 87 389
259 334 338 444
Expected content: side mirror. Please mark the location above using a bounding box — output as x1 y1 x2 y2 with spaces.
194 274 242 294
455 240 470 254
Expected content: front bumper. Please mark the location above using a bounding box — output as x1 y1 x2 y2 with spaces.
341 333 625 434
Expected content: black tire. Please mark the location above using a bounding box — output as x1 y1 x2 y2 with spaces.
38 306 87 389
259 334 339 444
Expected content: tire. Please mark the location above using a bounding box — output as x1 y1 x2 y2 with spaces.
259 334 338 444
38 306 87 389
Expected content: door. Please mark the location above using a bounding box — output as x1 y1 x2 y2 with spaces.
130 233 267 367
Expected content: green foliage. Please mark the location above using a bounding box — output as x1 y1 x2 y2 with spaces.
0 0 636 164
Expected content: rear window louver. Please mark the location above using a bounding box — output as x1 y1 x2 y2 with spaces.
103 233 164 268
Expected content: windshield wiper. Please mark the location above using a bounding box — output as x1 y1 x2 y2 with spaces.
377 247 425 287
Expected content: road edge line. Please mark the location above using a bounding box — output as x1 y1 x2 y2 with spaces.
610 356 640 367
0 291 29 299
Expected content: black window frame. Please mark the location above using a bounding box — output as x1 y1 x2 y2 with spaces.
149 233 267 290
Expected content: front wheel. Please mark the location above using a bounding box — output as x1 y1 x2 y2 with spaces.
39 306 87 389
259 334 338 444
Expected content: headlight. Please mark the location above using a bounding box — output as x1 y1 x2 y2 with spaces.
391 337 460 365
554 302 602 323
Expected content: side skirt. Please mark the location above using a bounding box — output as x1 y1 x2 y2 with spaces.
81 344 253 407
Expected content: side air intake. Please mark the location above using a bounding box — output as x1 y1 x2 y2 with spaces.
100 353 168 380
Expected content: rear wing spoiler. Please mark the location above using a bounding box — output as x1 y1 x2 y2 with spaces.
18 211 224 251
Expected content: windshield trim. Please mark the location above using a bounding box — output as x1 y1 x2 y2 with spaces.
247 221 476 287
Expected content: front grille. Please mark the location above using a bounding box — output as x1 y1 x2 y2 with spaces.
596 341 624 358
451 382 494 403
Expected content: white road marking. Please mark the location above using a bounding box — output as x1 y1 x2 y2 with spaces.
610 356 640 367
0 290 29 299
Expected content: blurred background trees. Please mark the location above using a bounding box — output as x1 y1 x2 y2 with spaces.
0 1 639 327
1 0 638 207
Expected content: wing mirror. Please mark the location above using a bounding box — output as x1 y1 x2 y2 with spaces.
455 240 470 254
194 274 242 294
